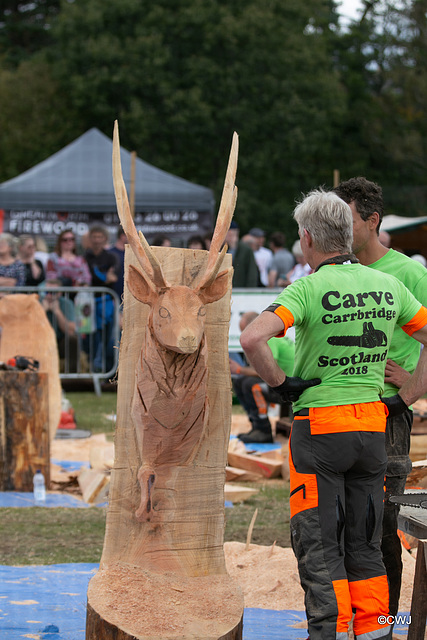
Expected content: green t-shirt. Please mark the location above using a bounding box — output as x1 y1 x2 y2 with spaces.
268 335 295 375
368 249 427 396
272 262 422 411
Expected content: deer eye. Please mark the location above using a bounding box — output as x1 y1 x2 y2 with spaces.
198 306 206 317
159 307 170 319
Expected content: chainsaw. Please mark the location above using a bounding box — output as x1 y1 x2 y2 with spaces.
389 492 427 509
0 356 40 372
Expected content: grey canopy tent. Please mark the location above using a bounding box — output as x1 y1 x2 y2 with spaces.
0 128 215 212
0 128 215 243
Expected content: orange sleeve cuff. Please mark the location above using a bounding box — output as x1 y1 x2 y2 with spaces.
402 306 427 336
273 305 295 337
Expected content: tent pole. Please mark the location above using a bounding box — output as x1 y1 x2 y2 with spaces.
130 151 136 219
333 169 340 188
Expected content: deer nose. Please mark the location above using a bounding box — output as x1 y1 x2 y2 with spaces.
178 334 198 353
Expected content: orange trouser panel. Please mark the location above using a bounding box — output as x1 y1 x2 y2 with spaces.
349 575 389 636
306 402 387 435
289 438 318 518
332 579 352 633
252 383 268 416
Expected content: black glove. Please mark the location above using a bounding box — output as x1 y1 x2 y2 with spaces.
269 376 321 403
381 394 408 418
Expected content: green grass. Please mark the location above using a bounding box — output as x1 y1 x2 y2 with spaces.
0 482 290 565
225 480 290 548
68 390 118 435
0 507 107 565
0 390 290 565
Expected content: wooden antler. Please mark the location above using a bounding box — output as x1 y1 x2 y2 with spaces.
196 132 238 291
113 120 169 289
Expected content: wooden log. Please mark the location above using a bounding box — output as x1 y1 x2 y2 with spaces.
410 434 427 463
89 434 115 471
86 601 243 640
225 466 263 482
0 371 50 491
86 247 243 639
227 450 284 479
0 294 61 440
224 483 259 503
78 468 110 504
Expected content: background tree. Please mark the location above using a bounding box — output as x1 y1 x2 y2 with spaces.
0 57 79 181
46 0 344 239
335 0 427 215
1 0 427 237
0 0 61 67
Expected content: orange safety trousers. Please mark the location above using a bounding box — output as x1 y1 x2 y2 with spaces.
289 402 390 640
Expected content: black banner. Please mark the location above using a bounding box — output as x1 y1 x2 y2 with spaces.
0 209 214 247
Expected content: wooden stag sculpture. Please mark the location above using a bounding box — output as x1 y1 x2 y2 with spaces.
86 122 244 640
112 121 238 523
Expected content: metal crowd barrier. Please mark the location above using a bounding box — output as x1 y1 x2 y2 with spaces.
0 285 121 396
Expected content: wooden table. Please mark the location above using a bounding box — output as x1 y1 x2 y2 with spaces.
398 506 427 640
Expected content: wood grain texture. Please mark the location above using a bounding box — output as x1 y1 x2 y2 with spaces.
0 371 50 490
0 294 61 439
86 247 243 640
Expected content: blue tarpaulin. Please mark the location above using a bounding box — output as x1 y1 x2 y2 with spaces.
0 564 310 639
0 564 411 639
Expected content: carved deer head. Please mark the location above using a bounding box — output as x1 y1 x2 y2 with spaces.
112 120 238 354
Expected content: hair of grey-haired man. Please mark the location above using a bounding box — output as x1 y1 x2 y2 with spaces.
293 189 353 255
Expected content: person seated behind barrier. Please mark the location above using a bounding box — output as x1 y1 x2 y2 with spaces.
230 311 295 443
18 234 45 287
0 233 26 290
41 279 78 372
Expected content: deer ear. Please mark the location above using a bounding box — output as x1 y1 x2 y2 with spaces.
127 264 157 305
198 269 231 304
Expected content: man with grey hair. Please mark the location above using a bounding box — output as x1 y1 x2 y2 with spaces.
240 189 427 640
334 176 427 621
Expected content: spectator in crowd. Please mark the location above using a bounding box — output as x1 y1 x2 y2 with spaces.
202 231 213 250
0 233 25 288
187 235 207 250
230 311 295 443
411 253 427 267
46 230 91 287
152 234 172 247
379 229 391 248
278 240 312 287
18 235 45 286
225 221 260 287
41 279 79 371
34 237 49 270
108 228 127 302
267 231 295 287
85 225 119 372
248 228 273 287
240 234 257 250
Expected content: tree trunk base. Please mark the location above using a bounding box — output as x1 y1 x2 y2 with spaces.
86 562 244 640
0 370 50 491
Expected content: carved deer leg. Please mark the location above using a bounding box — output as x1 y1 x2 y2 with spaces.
135 466 156 522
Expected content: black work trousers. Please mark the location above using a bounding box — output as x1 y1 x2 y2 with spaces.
382 408 413 617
